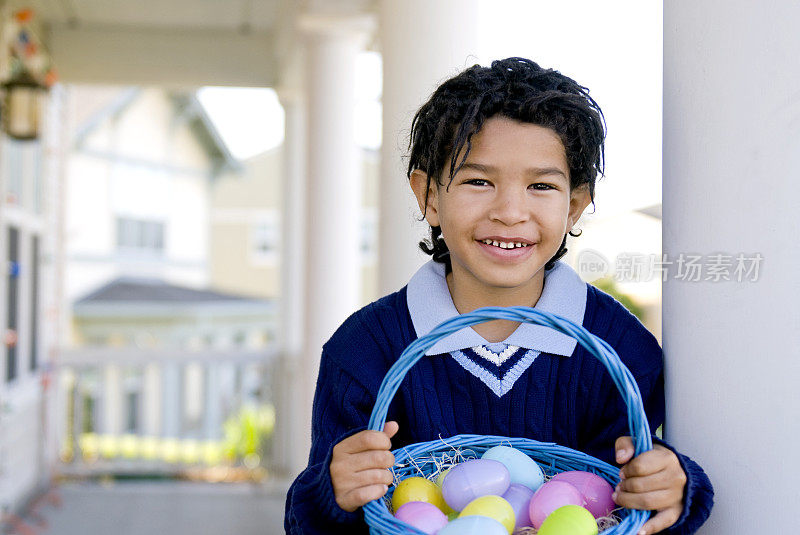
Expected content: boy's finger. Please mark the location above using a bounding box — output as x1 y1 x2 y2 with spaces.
383 421 400 439
612 487 677 511
339 484 390 512
615 436 635 464
351 467 395 488
616 470 675 494
341 430 393 453
638 506 682 535
620 449 673 479
348 449 395 471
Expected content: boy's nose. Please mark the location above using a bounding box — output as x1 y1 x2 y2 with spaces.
489 190 529 225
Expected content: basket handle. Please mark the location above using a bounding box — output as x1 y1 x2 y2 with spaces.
367 306 653 457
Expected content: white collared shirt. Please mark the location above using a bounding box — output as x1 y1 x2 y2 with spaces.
405 259 588 397
406 259 588 357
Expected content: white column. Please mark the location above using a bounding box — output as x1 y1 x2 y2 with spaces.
203 363 222 440
273 90 308 475
663 3 800 532
161 362 181 437
295 14 370 475
101 364 122 434
378 0 480 295
142 363 161 436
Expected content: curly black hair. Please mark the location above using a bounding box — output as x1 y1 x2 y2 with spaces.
406 57 606 273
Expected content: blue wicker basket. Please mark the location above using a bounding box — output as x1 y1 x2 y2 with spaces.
362 306 653 534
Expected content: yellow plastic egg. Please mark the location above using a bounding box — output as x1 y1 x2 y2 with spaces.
537 505 598 535
458 495 516 534
392 476 448 514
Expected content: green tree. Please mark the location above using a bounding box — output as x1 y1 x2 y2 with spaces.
590 276 646 322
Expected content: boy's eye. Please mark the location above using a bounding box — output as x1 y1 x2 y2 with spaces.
464 178 489 186
530 183 555 191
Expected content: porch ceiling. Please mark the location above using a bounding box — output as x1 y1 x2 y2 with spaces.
24 0 375 88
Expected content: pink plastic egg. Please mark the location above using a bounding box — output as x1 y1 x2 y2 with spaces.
528 480 583 528
551 471 615 518
394 501 449 534
442 459 510 512
502 483 535 529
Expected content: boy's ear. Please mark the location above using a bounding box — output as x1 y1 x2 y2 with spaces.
409 169 441 227
568 184 592 232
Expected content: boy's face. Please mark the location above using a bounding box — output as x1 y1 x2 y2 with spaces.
411 116 591 299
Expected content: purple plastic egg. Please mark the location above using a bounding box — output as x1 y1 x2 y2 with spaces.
442 459 510 512
528 480 584 528
551 471 615 518
502 483 535 529
394 501 449 534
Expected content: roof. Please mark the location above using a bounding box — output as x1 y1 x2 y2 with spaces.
73 277 274 320
76 277 261 304
73 88 242 175
170 92 243 175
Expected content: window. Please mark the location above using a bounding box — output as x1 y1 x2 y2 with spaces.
6 226 19 383
82 394 97 434
30 234 39 371
116 217 165 252
251 212 280 265
125 391 140 434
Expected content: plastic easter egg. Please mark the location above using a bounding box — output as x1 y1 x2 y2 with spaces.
392 476 448 514
442 459 510 511
433 467 457 515
394 501 449 534
551 471 615 518
437 515 508 535
502 483 535 529
459 495 516 534
528 480 583 528
435 467 453 488
481 445 545 491
536 504 598 535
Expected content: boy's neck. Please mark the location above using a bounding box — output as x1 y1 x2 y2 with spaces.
445 268 546 343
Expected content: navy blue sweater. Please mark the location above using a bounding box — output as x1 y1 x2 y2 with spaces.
285 284 714 533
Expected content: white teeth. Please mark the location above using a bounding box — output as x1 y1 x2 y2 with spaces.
481 239 530 249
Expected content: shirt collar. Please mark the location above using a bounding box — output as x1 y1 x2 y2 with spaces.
406 259 588 356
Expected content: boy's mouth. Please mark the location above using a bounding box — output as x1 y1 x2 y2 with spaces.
476 238 535 262
478 238 532 249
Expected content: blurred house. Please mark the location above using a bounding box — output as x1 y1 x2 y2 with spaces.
63 86 240 309
54 86 279 480
209 145 381 304
67 277 275 440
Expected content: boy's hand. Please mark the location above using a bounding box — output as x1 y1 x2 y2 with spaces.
613 436 687 535
330 421 399 512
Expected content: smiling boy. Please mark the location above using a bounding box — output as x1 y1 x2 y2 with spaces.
285 58 714 534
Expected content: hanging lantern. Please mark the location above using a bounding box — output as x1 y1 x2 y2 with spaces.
2 70 47 141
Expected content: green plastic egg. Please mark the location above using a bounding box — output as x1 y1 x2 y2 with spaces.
536 505 598 535
435 467 453 488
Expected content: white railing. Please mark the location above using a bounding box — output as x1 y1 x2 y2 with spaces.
56 347 279 480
